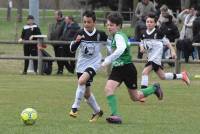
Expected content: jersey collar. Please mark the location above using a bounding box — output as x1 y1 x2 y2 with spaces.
146 28 156 35
84 27 96 36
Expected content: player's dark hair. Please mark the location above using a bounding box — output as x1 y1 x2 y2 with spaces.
82 10 96 22
107 12 123 27
147 13 158 22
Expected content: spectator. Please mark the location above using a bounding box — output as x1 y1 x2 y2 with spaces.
135 0 156 20
134 15 146 59
160 13 180 66
18 15 41 74
60 16 80 73
192 10 200 59
157 4 177 27
48 10 65 75
178 6 197 59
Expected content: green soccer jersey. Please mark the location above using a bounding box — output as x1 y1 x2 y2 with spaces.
111 31 132 67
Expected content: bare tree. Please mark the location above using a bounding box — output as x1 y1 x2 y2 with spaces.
118 0 123 12
55 0 60 10
17 0 23 22
7 0 12 21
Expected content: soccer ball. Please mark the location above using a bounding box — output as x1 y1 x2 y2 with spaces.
21 108 38 125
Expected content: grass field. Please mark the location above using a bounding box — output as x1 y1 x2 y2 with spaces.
0 9 200 134
0 61 200 134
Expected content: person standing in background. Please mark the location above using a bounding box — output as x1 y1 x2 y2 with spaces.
135 0 156 20
60 16 80 74
49 10 65 75
18 15 41 75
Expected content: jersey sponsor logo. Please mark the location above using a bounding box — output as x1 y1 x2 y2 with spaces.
81 42 95 56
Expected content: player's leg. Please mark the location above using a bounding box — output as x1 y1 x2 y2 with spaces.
141 63 153 88
69 71 91 117
105 79 122 124
84 86 103 122
125 64 163 101
156 68 190 85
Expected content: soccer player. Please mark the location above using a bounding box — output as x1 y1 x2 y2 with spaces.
69 10 108 122
101 13 163 124
139 13 190 89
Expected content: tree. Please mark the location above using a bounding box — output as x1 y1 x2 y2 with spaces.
118 0 123 12
17 0 23 22
55 0 60 10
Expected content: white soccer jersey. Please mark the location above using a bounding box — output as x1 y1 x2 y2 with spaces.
140 28 170 65
70 28 108 73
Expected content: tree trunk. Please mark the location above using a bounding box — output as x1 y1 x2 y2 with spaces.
17 0 23 22
118 0 123 13
7 0 12 21
55 0 60 10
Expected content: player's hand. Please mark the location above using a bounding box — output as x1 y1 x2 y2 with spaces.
75 35 85 43
140 46 145 53
18 38 23 43
171 51 177 59
29 35 33 40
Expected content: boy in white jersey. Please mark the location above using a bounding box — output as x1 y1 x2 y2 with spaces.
140 13 190 89
101 13 164 124
69 10 107 122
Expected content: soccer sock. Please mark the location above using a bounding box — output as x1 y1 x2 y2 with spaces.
141 75 148 88
139 85 156 97
176 74 182 79
164 73 174 80
86 93 100 114
72 84 86 109
107 95 118 115
165 73 182 80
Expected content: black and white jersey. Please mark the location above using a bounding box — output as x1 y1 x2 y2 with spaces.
140 28 170 65
70 28 108 73
21 24 41 40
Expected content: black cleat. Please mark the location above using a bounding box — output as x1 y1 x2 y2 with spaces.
153 83 163 100
89 110 103 122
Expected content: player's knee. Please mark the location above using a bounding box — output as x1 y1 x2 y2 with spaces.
142 71 148 75
84 92 90 99
104 87 114 95
130 95 140 102
78 78 86 85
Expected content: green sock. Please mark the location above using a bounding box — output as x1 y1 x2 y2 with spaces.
107 95 117 115
139 85 156 97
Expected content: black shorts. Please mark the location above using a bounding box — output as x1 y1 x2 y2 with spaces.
77 67 96 87
108 63 137 89
145 61 163 72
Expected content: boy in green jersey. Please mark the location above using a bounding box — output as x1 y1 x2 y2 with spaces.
101 13 163 124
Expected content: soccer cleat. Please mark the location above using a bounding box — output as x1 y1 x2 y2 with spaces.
153 83 163 100
106 115 122 124
69 108 78 118
89 110 103 122
182 71 190 86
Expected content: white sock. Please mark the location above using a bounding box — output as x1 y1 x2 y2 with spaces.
141 75 148 87
176 74 182 79
164 73 174 80
164 73 182 80
72 84 86 109
86 93 100 114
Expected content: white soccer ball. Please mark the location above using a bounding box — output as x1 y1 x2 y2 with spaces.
21 108 38 125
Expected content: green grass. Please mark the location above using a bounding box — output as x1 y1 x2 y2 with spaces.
0 68 200 134
0 8 200 134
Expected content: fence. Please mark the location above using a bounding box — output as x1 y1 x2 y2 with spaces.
0 38 200 75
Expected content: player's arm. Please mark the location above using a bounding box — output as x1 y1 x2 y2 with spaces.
164 37 176 59
101 34 126 67
139 40 145 53
70 34 84 53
